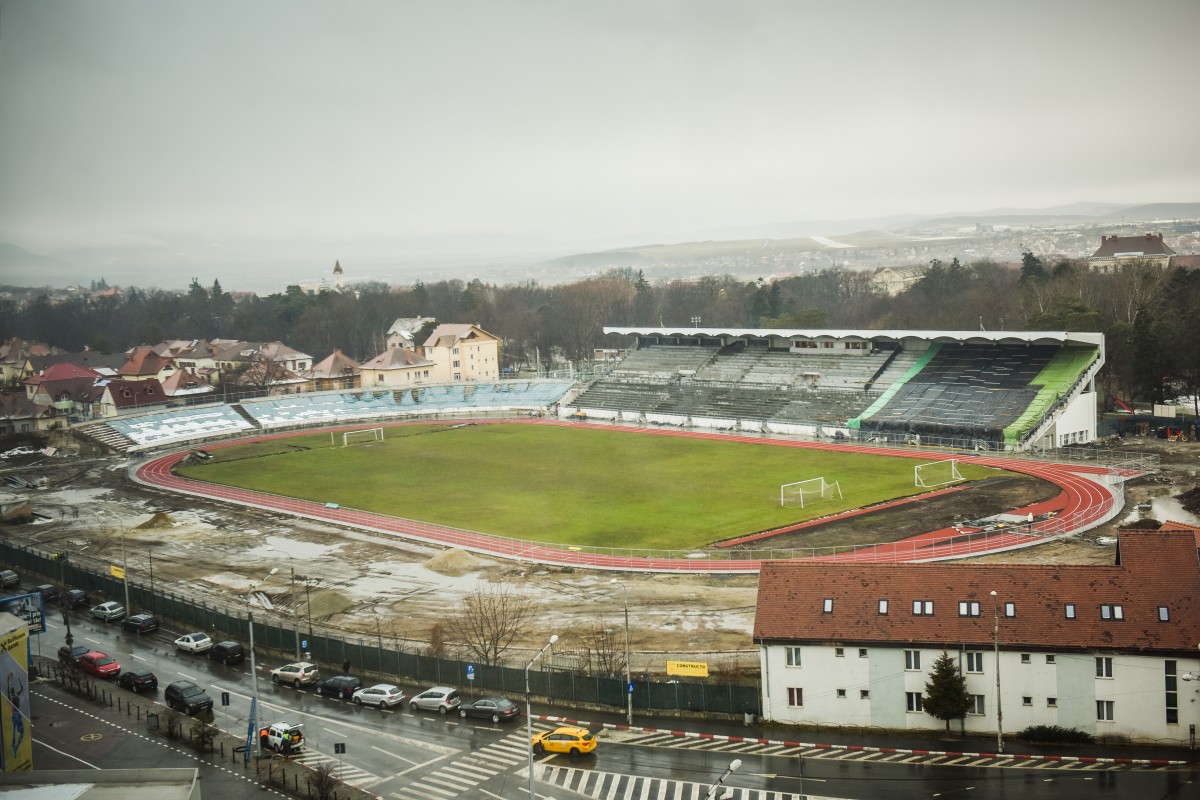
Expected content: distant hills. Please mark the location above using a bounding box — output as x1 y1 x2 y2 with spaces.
1 201 1197 291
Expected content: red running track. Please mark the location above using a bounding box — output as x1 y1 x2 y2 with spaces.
131 418 1129 573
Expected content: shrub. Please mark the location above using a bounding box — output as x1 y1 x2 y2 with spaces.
1017 724 1093 744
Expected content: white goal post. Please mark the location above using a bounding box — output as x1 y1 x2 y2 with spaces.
914 458 964 488
780 477 843 508
342 427 385 447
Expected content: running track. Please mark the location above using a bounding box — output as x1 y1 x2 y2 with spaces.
131 418 1132 574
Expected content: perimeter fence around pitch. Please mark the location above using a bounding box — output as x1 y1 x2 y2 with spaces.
4 539 760 718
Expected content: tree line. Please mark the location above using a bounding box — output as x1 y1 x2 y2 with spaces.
3 256 1199 409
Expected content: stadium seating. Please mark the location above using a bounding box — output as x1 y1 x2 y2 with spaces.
100 404 256 448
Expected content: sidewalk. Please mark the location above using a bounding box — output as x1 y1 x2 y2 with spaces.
531 702 1198 769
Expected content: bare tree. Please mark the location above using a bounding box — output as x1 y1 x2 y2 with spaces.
444 586 536 666
580 615 627 678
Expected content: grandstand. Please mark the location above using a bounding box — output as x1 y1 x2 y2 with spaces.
77 380 573 452
589 328 1103 450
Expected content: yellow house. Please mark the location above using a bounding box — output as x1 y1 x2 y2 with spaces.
360 347 435 387
421 324 500 383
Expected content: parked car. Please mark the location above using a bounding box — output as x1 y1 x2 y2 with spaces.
164 680 213 715
351 684 405 708
61 589 89 609
458 696 521 723
57 643 88 664
122 613 159 634
175 632 213 653
78 651 121 679
117 668 158 693
33 584 59 603
91 601 125 622
531 725 597 756
409 686 461 715
0 570 18 589
313 674 361 700
208 640 245 665
271 662 320 688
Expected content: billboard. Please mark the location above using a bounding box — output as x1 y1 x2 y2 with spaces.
0 616 31 771
0 594 44 636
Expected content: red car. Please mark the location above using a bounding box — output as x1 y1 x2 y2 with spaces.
79 651 121 679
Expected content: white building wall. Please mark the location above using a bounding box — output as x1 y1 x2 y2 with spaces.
1048 389 1098 447
762 643 1200 744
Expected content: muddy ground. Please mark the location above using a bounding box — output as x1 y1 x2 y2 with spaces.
2 433 1197 676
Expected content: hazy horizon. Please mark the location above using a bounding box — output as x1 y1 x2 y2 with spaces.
2 0 1199 288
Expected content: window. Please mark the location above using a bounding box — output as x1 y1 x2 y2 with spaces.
1046 654 1056 665
968 694 985 715
965 652 984 673
858 648 868 658
904 650 921 670
822 598 833 613
1047 697 1057 708
836 689 846 699
1004 602 1016 618
860 689 870 699
912 600 933 616
1065 604 1076 619
452 347 459 354
1020 653 1031 664
1166 661 1178 725
905 692 923 713
453 360 460 368
834 647 844 658
1158 606 1170 621
787 688 803 707
1096 656 1113 678
785 647 802 667
878 599 888 614
1100 604 1124 621
958 601 981 617
1096 700 1114 722
1022 696 1033 706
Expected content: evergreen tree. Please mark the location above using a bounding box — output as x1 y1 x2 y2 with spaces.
922 651 971 734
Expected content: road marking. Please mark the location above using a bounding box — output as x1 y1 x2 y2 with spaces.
176 673 197 681
37 740 100 769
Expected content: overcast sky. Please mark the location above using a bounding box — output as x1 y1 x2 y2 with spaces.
1 0 1198 259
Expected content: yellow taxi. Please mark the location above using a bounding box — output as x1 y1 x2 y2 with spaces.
531 725 597 756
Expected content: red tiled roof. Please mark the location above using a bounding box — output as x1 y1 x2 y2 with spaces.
753 529 1200 655
103 379 167 410
361 347 432 370
24 362 101 385
119 346 172 377
306 349 361 379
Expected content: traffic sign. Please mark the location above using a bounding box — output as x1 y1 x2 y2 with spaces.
334 742 346 754
466 664 476 681
221 692 230 706
627 681 635 695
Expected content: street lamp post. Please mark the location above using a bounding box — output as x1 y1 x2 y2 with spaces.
120 529 130 615
266 547 301 661
526 634 559 800
705 757 743 799
609 578 632 725
991 590 1003 754
248 568 279 759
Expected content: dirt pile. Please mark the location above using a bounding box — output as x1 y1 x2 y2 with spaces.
425 548 480 576
137 511 175 529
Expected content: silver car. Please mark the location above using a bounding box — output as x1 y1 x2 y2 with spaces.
409 686 461 715
91 601 125 622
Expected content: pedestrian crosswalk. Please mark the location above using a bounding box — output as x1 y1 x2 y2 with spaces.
535 763 810 800
387 724 534 799
289 749 381 788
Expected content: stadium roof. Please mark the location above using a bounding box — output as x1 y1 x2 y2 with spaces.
603 328 1104 347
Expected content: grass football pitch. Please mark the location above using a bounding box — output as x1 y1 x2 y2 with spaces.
178 423 1002 550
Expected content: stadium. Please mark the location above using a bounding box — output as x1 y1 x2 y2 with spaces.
83 327 1147 573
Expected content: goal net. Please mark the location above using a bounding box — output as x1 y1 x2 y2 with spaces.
780 477 842 508
342 427 385 447
914 458 964 488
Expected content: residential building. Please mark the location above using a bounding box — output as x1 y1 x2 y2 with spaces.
95 379 169 417
753 528 1200 745
304 349 362 392
118 346 177 383
23 363 103 421
386 317 436 350
0 338 53 389
159 367 217 403
421 324 500 383
871 265 927 297
360 347 434 388
1088 233 1176 272
0 393 54 434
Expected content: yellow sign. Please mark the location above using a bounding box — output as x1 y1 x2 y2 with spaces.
109 565 125 580
0 623 32 770
666 660 709 678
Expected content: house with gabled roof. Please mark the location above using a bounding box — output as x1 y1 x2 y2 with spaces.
23 363 103 422
119 346 177 383
0 338 54 388
386 317 436 350
159 367 217 403
753 528 1200 744
0 393 55 434
360 346 434 388
95 378 169 417
304 349 362 391
1088 233 1176 273
421 324 500 383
